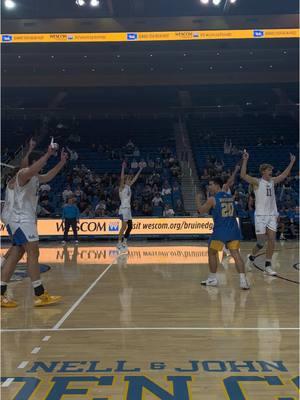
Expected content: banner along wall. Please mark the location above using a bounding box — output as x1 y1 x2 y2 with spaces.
1 218 214 237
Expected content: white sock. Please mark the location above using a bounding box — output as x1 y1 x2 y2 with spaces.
0 256 6 268
209 273 217 279
32 280 42 288
1 281 8 286
123 238 127 244
239 273 246 280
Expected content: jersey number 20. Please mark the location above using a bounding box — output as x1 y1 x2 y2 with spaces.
221 203 234 217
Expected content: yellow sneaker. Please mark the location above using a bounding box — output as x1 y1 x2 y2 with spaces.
34 291 62 307
1 294 18 308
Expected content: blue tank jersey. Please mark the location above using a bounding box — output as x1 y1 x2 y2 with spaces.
209 191 241 244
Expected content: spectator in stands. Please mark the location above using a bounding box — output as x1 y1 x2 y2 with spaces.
62 184 73 202
224 138 232 154
215 159 224 173
163 204 175 217
201 169 210 180
152 193 163 207
139 159 147 169
131 159 138 170
172 181 180 194
66 146 79 161
39 190 49 202
40 183 51 192
37 204 51 217
161 181 172 196
81 205 95 218
95 199 106 213
175 199 185 215
40 199 54 216
78 197 89 213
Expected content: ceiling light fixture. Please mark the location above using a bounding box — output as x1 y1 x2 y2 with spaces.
90 0 100 6
4 0 16 9
75 0 86 6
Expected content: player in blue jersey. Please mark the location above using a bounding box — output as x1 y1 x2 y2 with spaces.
197 177 250 289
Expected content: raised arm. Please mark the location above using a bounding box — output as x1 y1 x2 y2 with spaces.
130 166 143 186
240 151 259 186
20 138 37 168
120 161 126 189
196 192 215 215
223 164 240 192
18 145 56 186
39 148 68 184
273 154 296 184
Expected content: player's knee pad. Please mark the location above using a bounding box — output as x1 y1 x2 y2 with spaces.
256 240 265 249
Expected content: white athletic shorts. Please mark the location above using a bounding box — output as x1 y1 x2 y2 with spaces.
119 208 132 222
8 222 39 245
255 215 277 235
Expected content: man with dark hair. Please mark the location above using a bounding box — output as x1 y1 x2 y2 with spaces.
196 178 249 289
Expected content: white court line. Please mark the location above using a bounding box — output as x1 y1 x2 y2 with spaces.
1 327 299 333
17 361 29 369
31 347 41 354
1 378 14 387
52 258 117 330
42 336 51 341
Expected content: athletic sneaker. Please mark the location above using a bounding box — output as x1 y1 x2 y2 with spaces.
34 291 62 307
201 277 218 287
75 240 79 244
61 240 66 245
265 266 277 276
279 234 287 240
1 294 17 308
240 277 250 290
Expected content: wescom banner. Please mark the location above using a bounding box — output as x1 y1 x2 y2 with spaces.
0 218 213 237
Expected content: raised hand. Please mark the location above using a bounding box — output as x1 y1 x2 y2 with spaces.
242 150 249 161
290 153 296 163
29 137 37 151
47 145 57 157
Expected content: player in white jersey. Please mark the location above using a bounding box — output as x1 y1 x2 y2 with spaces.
1 142 68 307
117 161 143 252
1 138 36 291
241 151 296 275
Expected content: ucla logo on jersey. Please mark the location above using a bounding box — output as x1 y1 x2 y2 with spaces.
109 222 120 232
253 30 264 38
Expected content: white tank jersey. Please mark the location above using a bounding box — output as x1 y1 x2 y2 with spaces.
119 184 131 209
11 171 39 223
1 184 14 225
254 178 278 216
